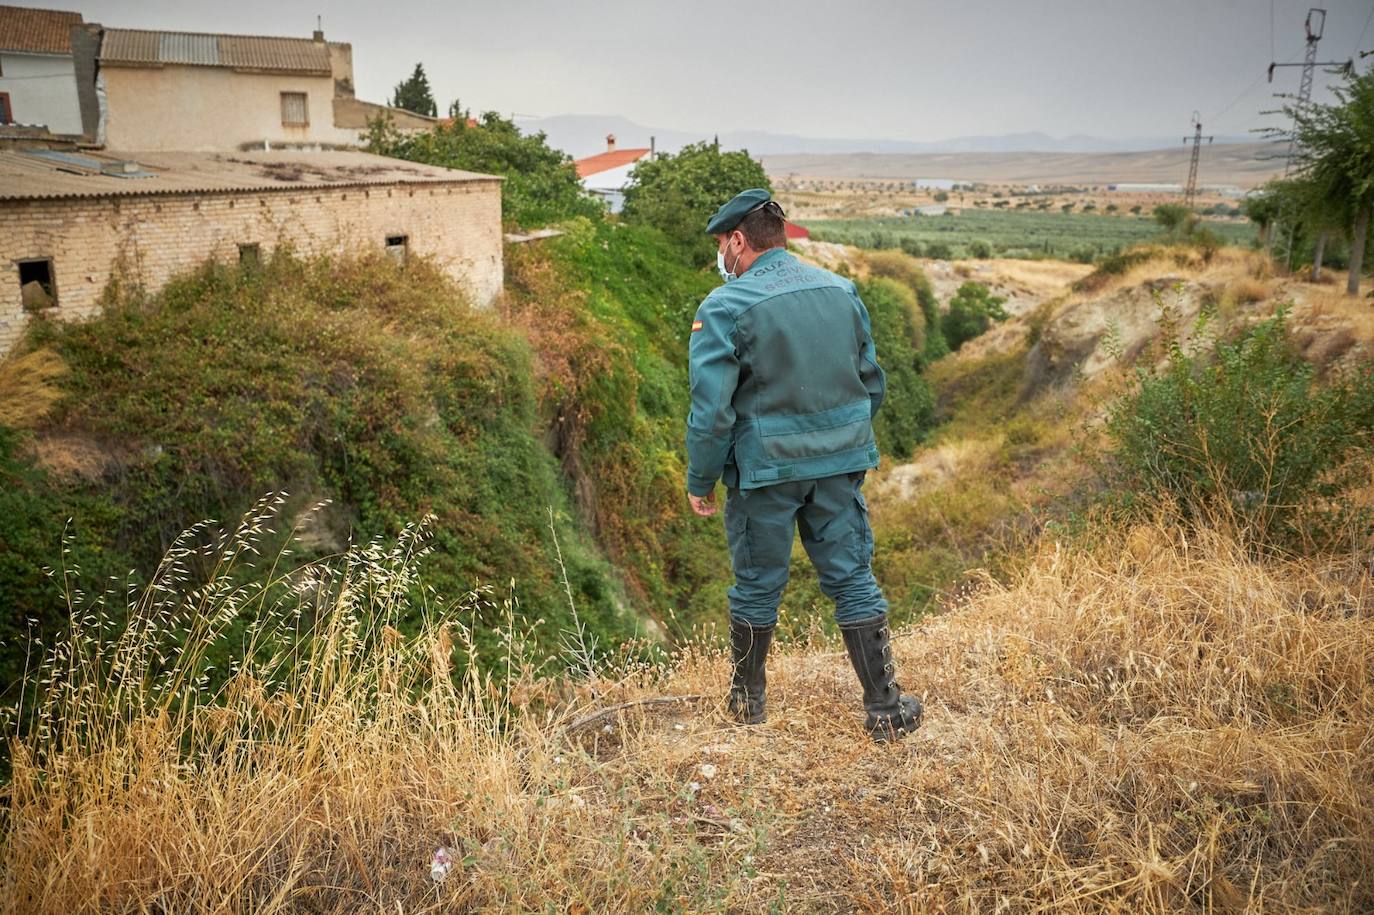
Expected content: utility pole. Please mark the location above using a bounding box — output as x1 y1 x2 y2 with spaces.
1182 110 1212 209
1266 8 1346 269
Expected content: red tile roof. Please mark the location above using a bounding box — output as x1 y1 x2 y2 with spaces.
0 4 83 54
575 148 650 178
437 117 480 128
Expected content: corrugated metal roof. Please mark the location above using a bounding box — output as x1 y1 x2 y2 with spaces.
0 149 501 201
99 28 332 74
0 4 83 54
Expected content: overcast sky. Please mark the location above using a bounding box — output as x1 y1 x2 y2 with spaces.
33 0 1374 142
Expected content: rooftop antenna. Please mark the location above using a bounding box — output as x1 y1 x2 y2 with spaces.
1182 111 1213 209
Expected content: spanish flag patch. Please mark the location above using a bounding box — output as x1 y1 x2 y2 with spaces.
691 320 704 332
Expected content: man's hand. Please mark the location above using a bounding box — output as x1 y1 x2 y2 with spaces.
689 490 718 517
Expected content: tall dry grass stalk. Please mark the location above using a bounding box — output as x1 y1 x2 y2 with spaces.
0 348 67 429
0 497 742 912
2 504 1370 912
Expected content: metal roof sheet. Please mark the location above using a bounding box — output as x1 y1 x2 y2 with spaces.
0 4 83 54
0 149 501 201
99 28 332 73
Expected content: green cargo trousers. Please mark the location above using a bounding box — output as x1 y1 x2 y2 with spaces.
724 470 888 627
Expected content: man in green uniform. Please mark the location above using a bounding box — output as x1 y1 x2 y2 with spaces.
686 188 923 742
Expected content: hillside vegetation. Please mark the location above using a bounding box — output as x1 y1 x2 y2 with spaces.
4 231 1372 911
0 224 939 691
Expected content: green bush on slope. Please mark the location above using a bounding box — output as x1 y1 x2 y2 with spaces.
1103 306 1374 545
2 249 638 691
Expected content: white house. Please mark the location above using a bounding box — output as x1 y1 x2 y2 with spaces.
574 134 651 213
0 4 85 135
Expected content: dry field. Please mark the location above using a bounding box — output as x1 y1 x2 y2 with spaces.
2 509 1370 913
763 144 1283 188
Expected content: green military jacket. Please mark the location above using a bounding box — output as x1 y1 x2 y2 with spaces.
686 247 886 496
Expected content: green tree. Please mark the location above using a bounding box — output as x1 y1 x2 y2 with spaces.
620 141 770 264
366 112 599 226
390 63 437 117
1264 173 1353 278
1242 189 1281 246
1153 203 1196 239
943 281 1008 351
1269 67 1374 295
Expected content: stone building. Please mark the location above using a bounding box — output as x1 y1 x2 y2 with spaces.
0 4 86 135
0 148 503 355
96 26 434 151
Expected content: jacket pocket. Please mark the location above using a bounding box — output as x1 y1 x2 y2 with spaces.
756 399 873 461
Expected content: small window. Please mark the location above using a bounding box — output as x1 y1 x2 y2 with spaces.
238 243 261 267
18 258 57 310
385 234 408 264
280 92 308 126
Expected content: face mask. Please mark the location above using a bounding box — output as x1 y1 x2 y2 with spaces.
716 236 741 282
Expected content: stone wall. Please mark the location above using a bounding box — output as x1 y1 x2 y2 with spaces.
0 179 503 355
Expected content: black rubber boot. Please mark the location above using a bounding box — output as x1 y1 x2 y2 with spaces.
840 614 923 741
726 619 775 724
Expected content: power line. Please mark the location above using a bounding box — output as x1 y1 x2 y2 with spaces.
1353 2 1374 56
1210 45 1302 129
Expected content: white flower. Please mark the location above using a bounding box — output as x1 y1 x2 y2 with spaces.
698 763 718 780
430 847 453 884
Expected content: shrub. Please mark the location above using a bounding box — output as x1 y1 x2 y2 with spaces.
1102 306 1374 543
926 241 953 260
7 248 649 689
943 282 1009 352
968 239 992 259
365 112 600 227
854 277 936 458
622 142 770 264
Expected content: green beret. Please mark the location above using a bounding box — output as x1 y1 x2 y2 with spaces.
705 188 772 235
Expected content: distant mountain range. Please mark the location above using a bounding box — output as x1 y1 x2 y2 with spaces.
513 114 1258 159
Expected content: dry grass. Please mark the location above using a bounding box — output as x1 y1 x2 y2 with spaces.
2 497 1370 913
0 348 66 429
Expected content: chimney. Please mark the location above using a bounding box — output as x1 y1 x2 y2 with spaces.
313 15 324 43
650 135 656 158
606 133 616 152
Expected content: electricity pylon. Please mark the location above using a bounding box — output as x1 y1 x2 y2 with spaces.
1183 111 1213 209
1266 8 1346 269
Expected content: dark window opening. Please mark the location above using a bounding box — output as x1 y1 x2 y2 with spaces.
238 243 261 267
18 258 57 310
385 234 408 264
0 92 13 125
